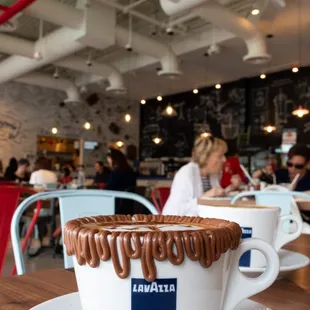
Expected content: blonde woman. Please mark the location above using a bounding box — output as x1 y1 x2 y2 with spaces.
163 136 240 216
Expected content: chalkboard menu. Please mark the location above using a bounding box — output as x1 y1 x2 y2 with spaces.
140 80 246 159
140 67 310 159
248 67 310 146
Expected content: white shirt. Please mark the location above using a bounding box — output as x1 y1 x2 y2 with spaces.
163 162 221 216
29 169 58 186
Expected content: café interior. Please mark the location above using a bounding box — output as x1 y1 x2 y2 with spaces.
0 0 309 309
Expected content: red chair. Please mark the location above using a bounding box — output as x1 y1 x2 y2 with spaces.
0 181 18 186
0 186 41 276
151 187 171 214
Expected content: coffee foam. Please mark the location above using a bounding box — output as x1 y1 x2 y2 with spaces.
83 223 204 232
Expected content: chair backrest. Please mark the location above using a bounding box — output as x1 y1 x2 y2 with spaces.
231 190 310 216
11 189 158 275
151 187 171 214
0 181 18 187
0 186 36 275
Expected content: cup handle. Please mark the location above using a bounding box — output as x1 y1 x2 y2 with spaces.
222 238 279 310
274 214 303 251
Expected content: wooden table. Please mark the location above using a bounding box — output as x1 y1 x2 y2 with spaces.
0 236 309 310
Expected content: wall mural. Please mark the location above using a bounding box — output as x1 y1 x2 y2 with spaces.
0 82 139 167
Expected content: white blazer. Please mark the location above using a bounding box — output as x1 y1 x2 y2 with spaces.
163 162 221 216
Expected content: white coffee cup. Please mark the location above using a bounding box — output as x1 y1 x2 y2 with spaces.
198 203 303 268
73 236 279 310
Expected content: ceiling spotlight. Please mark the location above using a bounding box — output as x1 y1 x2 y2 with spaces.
141 99 146 105
193 89 199 94
51 127 58 135
152 137 162 144
116 140 124 148
251 8 260 16
83 121 91 130
215 84 221 89
125 113 131 122
292 66 299 73
33 51 42 61
53 67 60 79
157 96 163 101
260 73 266 79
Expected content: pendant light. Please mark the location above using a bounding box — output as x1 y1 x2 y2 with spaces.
292 0 309 118
51 127 58 135
263 125 276 133
152 137 162 144
292 106 309 118
83 121 91 130
162 104 177 117
200 131 211 138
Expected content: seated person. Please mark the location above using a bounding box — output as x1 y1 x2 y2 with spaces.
94 161 111 184
30 157 58 186
14 158 31 183
220 150 246 188
275 144 310 191
105 149 137 215
4 157 18 181
252 161 275 185
163 136 241 216
59 167 73 184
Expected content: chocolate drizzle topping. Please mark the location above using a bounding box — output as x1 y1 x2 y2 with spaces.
64 215 242 282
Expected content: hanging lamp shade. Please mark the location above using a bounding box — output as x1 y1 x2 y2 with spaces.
292 106 309 118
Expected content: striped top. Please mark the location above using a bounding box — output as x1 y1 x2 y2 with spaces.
201 176 212 192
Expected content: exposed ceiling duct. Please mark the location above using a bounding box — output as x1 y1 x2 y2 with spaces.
160 0 271 64
22 0 181 77
56 56 126 93
0 1 116 85
0 33 125 93
16 72 81 103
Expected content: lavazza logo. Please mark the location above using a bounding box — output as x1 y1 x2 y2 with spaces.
241 227 252 235
132 282 176 293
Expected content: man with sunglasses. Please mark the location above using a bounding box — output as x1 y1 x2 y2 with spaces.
276 144 310 191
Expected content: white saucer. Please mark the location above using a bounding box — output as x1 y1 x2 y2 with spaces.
240 249 309 277
31 292 270 310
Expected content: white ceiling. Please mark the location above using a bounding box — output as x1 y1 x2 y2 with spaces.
0 0 308 100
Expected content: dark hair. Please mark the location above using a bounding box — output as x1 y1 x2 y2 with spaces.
18 158 30 167
96 161 104 167
63 167 71 177
107 149 132 172
8 157 18 171
35 157 51 170
288 144 310 162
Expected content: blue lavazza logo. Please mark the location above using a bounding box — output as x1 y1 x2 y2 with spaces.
239 227 253 267
131 278 177 310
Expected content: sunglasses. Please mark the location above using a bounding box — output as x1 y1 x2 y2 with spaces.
287 161 305 170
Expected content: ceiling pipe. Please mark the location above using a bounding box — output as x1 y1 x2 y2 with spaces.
115 27 181 77
16 72 81 103
56 56 126 93
22 0 181 77
0 33 34 56
160 0 271 64
0 27 85 84
0 34 125 93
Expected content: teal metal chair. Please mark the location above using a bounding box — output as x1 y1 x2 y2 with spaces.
11 190 158 275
